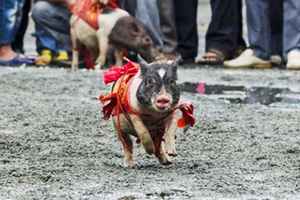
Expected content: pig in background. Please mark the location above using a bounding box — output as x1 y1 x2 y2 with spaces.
100 55 182 167
70 4 161 70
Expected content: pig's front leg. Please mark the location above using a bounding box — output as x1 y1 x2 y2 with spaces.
113 115 134 167
156 143 171 165
122 132 134 167
95 29 109 69
165 109 179 156
114 47 124 66
130 114 156 155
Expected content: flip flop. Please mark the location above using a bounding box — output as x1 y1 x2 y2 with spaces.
0 55 35 67
197 49 226 65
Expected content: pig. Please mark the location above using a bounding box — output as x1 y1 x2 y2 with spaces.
70 7 159 70
109 55 181 167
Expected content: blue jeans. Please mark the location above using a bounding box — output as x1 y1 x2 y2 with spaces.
247 0 300 60
135 0 163 48
32 0 72 54
0 0 25 45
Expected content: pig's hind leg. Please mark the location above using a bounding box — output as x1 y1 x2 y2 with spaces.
70 16 79 70
95 29 109 69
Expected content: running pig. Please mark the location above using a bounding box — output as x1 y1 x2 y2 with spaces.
100 55 195 167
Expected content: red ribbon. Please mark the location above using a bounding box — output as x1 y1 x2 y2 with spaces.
178 103 195 128
103 61 139 84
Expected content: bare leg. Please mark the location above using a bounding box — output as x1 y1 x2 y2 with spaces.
0 45 18 61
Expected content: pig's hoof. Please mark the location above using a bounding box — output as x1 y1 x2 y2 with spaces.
124 159 134 167
167 149 178 157
71 65 79 71
165 145 177 156
157 153 172 165
143 142 156 155
94 63 102 70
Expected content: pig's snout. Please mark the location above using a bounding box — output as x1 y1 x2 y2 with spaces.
155 96 171 110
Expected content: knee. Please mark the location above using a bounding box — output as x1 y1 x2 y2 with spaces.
31 1 49 23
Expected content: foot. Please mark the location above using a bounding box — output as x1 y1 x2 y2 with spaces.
52 51 71 67
287 49 300 70
156 152 172 165
124 155 133 167
197 49 225 65
165 142 177 156
36 50 52 66
0 44 18 61
223 49 271 69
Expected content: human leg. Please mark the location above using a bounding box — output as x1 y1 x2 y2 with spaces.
157 0 178 55
284 0 300 69
173 0 198 61
0 0 32 65
12 0 31 54
223 0 271 69
31 1 72 53
135 0 163 48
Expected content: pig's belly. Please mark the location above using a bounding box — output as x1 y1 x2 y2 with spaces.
112 114 168 138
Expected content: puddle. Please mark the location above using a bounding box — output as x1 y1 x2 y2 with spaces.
179 82 300 105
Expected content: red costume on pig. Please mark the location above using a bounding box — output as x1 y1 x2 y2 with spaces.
70 0 118 30
99 60 195 154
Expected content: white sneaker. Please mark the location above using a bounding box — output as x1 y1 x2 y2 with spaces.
224 49 271 69
287 49 300 70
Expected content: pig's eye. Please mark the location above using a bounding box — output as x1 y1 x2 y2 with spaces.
144 37 151 44
168 78 175 86
146 78 153 87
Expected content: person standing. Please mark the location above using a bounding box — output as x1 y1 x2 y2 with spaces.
197 0 246 65
0 0 33 66
157 0 198 63
224 0 300 70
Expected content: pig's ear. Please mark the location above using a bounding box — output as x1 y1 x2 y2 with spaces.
137 54 149 76
131 22 139 36
170 56 182 67
168 56 180 79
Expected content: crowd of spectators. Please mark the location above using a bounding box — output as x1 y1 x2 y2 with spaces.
0 0 299 70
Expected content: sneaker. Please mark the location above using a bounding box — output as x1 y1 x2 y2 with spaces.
223 49 271 69
286 49 300 70
52 51 71 67
36 50 52 66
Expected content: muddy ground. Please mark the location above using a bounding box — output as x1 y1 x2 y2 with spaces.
1 0 300 199
1 66 300 200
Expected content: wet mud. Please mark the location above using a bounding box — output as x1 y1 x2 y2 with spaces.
1 67 300 199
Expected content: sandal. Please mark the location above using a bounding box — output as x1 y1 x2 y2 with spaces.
197 49 225 65
0 54 34 67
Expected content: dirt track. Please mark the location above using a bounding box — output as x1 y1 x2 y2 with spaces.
1 67 300 199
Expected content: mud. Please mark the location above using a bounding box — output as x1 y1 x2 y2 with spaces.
1 66 300 199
